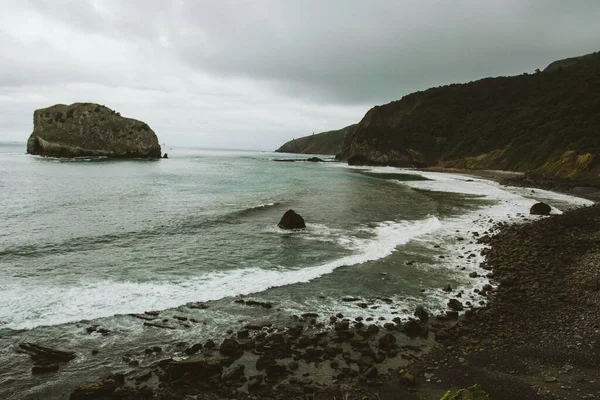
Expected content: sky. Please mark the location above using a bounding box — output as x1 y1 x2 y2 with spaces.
1 1 599 150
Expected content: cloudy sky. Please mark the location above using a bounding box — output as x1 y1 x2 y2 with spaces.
1 1 599 150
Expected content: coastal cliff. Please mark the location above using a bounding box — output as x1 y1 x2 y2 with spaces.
275 124 356 155
335 51 600 180
27 103 162 158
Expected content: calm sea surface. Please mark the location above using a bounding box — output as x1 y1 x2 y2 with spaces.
0 142 591 399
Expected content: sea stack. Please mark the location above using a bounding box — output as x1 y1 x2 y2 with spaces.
278 210 306 229
26 103 161 158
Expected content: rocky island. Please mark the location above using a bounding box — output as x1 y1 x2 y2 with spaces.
27 103 162 158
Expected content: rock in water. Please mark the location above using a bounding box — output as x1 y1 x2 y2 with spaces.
26 103 161 158
530 202 551 215
414 305 429 322
277 210 306 229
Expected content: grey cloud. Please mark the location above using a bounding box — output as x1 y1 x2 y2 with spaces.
174 0 600 103
1 0 600 148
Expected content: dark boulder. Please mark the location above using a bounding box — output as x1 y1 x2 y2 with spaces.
403 320 422 337
32 364 59 374
167 357 231 381
278 210 306 229
347 154 371 166
414 305 429 322
163 153 168 159
219 338 243 358
19 342 76 362
378 333 397 349
447 298 464 311
530 202 551 215
306 157 323 162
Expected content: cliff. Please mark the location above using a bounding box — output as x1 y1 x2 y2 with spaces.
27 103 162 158
275 124 357 155
340 51 600 180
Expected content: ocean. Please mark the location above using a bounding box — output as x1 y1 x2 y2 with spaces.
0 142 592 399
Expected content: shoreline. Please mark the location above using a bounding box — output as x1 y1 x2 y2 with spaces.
420 167 600 202
9 169 599 399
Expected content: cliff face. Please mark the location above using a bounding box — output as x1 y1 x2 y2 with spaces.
340 51 600 180
275 124 357 155
27 103 161 158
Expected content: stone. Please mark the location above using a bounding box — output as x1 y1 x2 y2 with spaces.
404 320 422 337
248 378 261 391
27 103 161 158
414 305 429 322
265 363 287 378
447 299 464 311
530 202 551 215
167 357 232 381
219 338 243 358
335 320 350 331
244 300 273 309
277 210 306 229
32 364 59 374
222 364 245 381
364 366 378 378
378 333 397 350
306 157 323 162
184 343 203 355
19 342 76 362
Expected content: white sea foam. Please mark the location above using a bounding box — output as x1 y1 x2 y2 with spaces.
0 217 442 330
356 166 593 313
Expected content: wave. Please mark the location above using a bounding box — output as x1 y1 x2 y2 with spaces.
0 201 283 261
0 216 441 330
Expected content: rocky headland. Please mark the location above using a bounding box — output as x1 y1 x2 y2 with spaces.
27 103 162 158
277 51 600 182
275 124 357 155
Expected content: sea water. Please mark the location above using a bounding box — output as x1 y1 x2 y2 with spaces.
0 142 592 399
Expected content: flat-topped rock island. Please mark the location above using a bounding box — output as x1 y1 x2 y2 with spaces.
27 103 162 158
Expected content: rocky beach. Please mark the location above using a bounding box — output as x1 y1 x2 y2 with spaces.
16 176 590 399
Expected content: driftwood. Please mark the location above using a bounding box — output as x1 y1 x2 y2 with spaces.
18 342 76 362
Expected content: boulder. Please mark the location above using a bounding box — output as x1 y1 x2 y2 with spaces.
167 357 231 381
18 342 76 362
530 202 551 215
403 320 421 338
378 333 397 349
219 338 243 358
32 364 59 374
447 299 464 311
26 103 161 158
414 305 429 322
277 210 306 229
306 157 323 162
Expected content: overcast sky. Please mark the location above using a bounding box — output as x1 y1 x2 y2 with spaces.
1 1 599 150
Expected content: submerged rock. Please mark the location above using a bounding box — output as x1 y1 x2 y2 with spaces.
530 202 552 215
18 342 76 362
277 209 306 229
27 103 161 158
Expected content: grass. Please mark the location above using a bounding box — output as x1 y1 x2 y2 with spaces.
440 384 489 400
